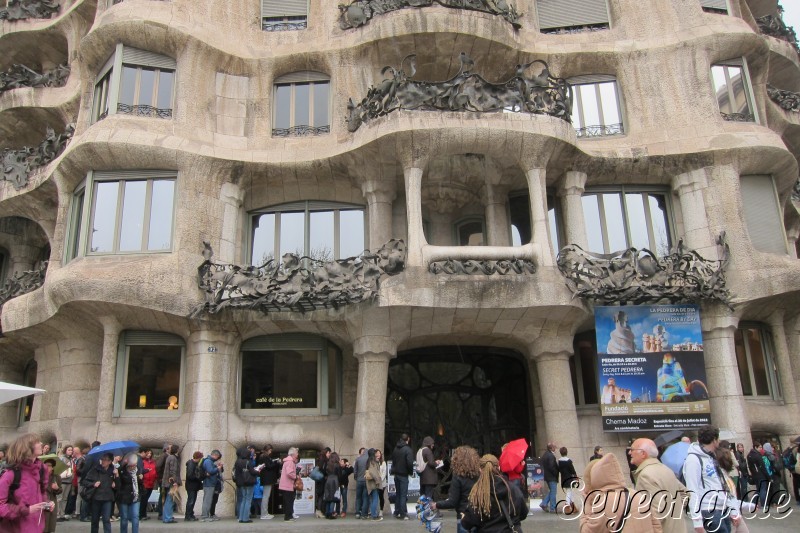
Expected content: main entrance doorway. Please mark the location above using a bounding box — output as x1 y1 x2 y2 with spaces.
385 346 533 456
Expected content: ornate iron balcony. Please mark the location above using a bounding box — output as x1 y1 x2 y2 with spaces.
1 125 74 189
262 18 307 31
575 123 624 138
117 103 173 119
0 64 69 94
757 14 800 54
541 23 609 35
720 112 755 122
272 125 330 137
0 0 59 21
767 84 800 112
429 258 536 275
338 0 521 30
347 53 572 132
0 262 48 309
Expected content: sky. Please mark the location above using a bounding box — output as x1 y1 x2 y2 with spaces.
783 3 800 33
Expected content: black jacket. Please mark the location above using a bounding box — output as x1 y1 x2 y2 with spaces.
461 474 528 532
390 439 414 476
234 448 258 487
747 449 767 482
82 463 117 502
257 455 281 486
338 464 354 487
557 458 578 489
185 459 203 492
435 475 476 514
116 467 145 505
541 450 558 482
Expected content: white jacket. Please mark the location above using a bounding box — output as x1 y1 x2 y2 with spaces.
682 442 740 529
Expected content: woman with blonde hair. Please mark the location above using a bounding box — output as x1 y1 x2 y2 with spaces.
461 454 527 532
0 433 54 532
431 446 481 533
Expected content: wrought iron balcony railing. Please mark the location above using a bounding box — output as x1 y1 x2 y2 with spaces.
0 0 59 21
767 84 800 112
0 63 69 94
262 17 307 32
541 23 610 35
720 112 755 122
338 0 521 30
575 123 624 138
272 125 330 137
1 125 74 189
117 103 173 119
757 14 800 54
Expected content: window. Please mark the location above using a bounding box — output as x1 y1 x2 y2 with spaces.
250 201 365 265
571 331 599 405
262 0 307 31
582 187 672 255
455 217 485 246
273 71 330 136
701 0 728 14
711 59 755 122
114 331 184 415
569 75 623 138
537 0 610 34
67 170 176 259
240 334 341 415
18 359 37 425
735 324 781 399
509 192 563 254
739 175 787 255
0 247 7 286
92 44 176 122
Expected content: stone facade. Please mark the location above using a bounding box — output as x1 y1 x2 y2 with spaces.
1 0 800 512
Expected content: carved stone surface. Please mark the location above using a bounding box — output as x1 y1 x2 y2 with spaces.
347 54 571 132
556 234 731 307
0 262 47 309
767 84 800 111
190 240 406 316
0 0 60 21
338 0 521 30
429 258 536 275
0 64 70 94
757 14 800 53
1 124 74 189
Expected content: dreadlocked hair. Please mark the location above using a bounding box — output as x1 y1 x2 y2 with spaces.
467 454 516 519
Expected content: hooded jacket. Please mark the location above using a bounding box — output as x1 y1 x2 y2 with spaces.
390 438 414 476
682 442 739 530
419 436 438 486
0 460 47 533
461 474 527 532
580 453 662 533
234 448 259 487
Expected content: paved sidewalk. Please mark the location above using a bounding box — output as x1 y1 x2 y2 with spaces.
53 504 800 532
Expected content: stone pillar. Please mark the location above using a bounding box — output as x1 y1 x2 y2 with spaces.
403 167 426 266
786 225 799 259
789 316 800 424
529 337 582 457
673 169 716 257
766 311 800 432
558 171 588 249
700 307 751 445
51 339 102 441
219 182 244 264
525 168 553 266
363 181 396 250
7 243 39 275
484 184 511 246
352 336 396 450
96 316 122 425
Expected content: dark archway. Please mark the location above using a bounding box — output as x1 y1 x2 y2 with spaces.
385 346 533 456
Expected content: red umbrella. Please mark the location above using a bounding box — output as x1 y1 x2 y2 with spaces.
499 438 529 475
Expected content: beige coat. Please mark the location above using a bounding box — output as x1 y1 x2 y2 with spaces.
632 457 689 533
580 453 663 533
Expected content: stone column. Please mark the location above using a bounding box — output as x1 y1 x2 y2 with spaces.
363 181 396 250
404 167 426 266
786 225 799 259
484 184 511 246
673 169 716 257
789 316 800 423
700 307 751 445
352 336 396 450
529 337 582 456
96 316 122 425
766 311 800 432
7 243 39 275
558 171 588 249
218 182 244 264
525 168 553 266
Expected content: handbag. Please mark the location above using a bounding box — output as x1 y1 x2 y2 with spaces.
293 476 304 492
310 466 324 482
499 498 521 533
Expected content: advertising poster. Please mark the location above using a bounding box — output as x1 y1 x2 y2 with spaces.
387 461 420 505
294 458 316 514
525 460 544 508
595 304 711 431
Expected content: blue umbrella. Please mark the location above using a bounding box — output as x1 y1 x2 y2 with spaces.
660 441 690 477
87 440 140 458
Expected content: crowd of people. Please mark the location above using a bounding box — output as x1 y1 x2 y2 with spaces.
1 428 799 533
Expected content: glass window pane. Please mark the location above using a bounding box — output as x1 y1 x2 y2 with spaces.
734 329 752 396
240 350 318 409
548 206 560 254
625 193 649 250
508 194 531 245
511 226 522 247
579 85 601 127
279 211 305 257
138 68 156 106
711 66 732 114
309 210 334 262
339 210 365 258
275 85 291 129
458 220 484 246
148 180 174 250
124 345 182 410
582 195 604 252
602 193 627 252
572 90 583 130
313 82 329 128
157 70 174 110
746 329 770 396
119 181 147 252
727 67 751 115
598 82 620 125
648 194 670 256
294 83 310 126
119 66 137 106
328 346 338 410
91 181 120 253
70 189 85 260
251 213 276 265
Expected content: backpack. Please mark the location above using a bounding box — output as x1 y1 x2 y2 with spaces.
187 459 206 483
0 467 22 505
762 455 774 477
782 448 797 470
415 448 426 474
678 453 703 488
195 458 210 482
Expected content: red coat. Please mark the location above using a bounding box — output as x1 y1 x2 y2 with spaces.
142 458 157 490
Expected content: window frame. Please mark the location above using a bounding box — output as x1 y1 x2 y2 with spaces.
261 0 308 31
91 44 176 123
700 0 729 15
272 72 331 136
568 75 625 138
581 185 675 255
710 58 758 123
113 331 186 418
238 334 342 417
66 170 178 260
247 200 367 265
571 331 600 406
735 323 782 401
453 216 487 246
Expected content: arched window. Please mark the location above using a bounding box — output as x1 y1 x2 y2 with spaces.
240 334 341 415
273 71 330 136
